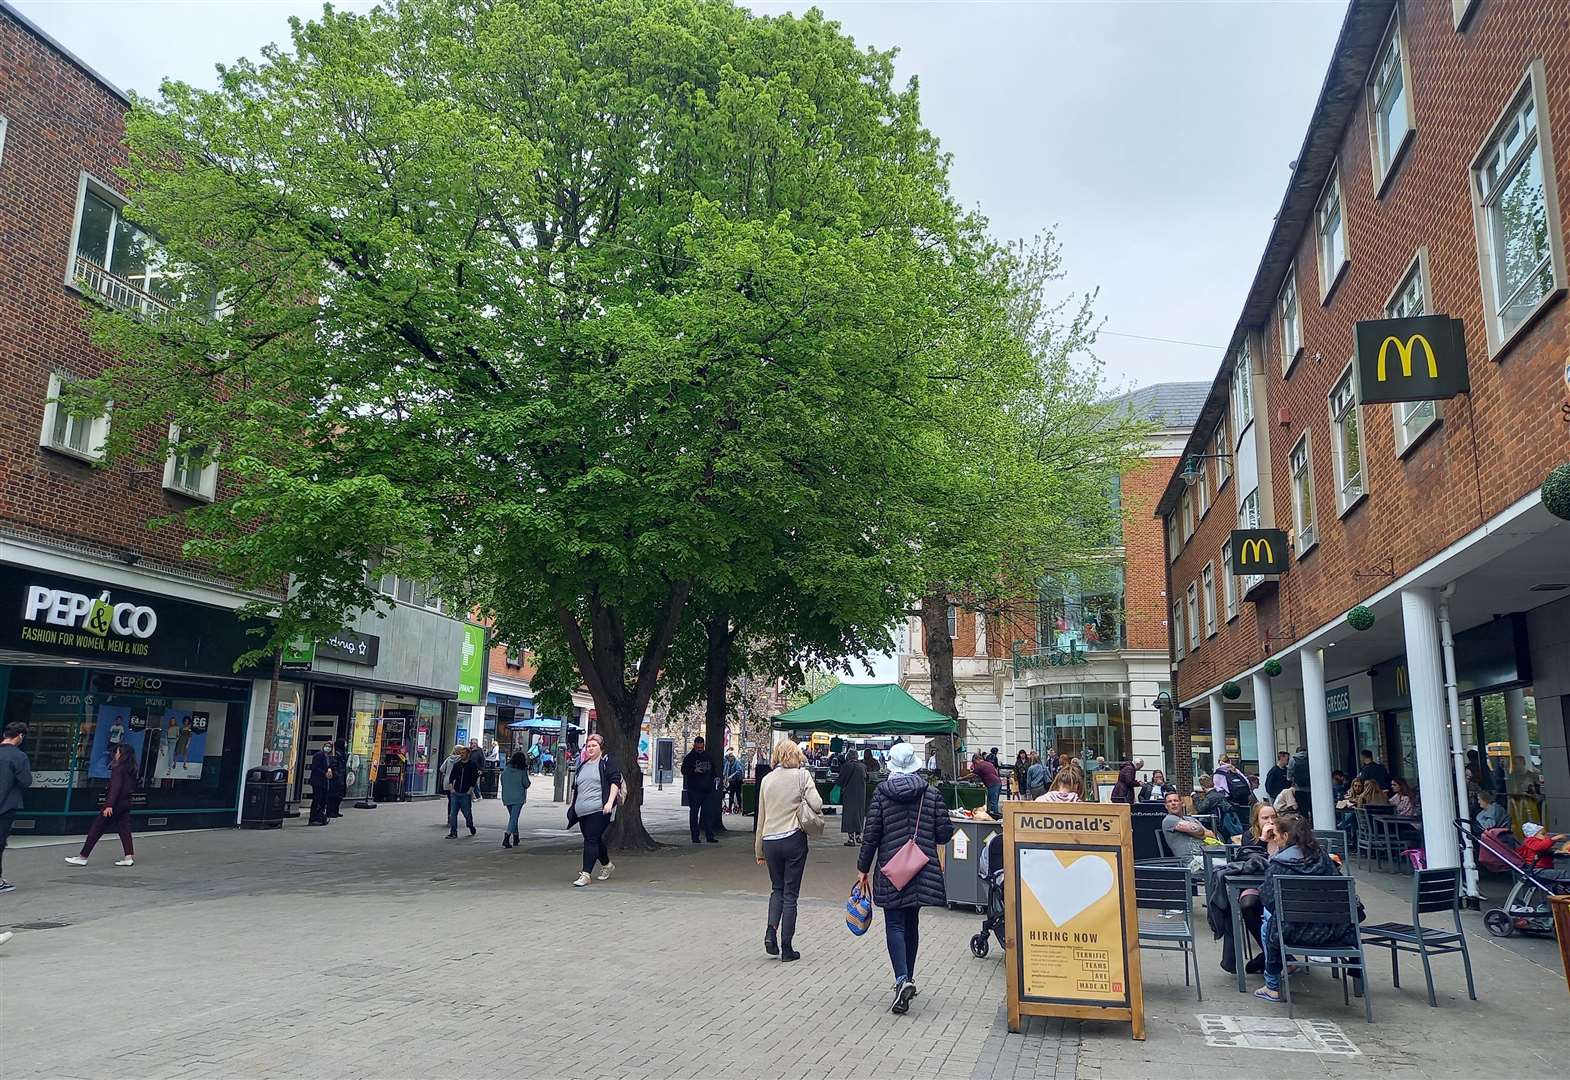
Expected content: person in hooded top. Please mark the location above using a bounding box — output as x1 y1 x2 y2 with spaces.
1108 762 1137 804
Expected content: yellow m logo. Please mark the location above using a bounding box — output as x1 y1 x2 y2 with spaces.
1240 538 1274 565
1396 665 1408 696
1376 334 1438 382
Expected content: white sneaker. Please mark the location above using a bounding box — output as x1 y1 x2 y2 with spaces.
0 930 13 948
573 872 591 887
115 857 135 867
596 861 615 881
64 856 88 866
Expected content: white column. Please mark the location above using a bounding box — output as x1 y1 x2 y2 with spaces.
1506 688 1530 765
1401 587 1461 870
1209 693 1226 771
1300 648 1334 831
1252 671 1276 777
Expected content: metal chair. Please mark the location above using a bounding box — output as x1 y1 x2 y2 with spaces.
1134 862 1202 1000
1360 867 1477 1007
1271 876 1373 1023
1314 828 1350 872
1352 808 1375 870
1363 807 1403 871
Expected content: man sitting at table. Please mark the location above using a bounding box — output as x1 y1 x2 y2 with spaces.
1162 790 1212 874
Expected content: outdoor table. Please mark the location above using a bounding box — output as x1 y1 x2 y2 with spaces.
1224 873 1267 993
1369 814 1423 869
1200 843 1238 885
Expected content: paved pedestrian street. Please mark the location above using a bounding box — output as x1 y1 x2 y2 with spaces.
1 789 1564 1080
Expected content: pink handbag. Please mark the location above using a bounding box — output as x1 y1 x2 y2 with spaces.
879 789 930 891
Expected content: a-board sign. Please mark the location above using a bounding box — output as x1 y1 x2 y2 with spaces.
1002 800 1144 1039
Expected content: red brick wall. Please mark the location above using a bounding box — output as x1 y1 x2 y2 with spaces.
0 13 209 575
1174 0 1570 703
1122 455 1178 651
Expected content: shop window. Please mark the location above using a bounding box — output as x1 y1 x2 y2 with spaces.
1037 566 1124 654
1279 267 1302 373
1316 166 1349 300
1386 253 1441 454
162 424 218 502
1029 682 1131 765
1220 540 1238 621
1201 562 1217 637
39 371 110 462
1368 9 1415 194
1290 434 1317 554
1328 364 1365 512
68 174 175 317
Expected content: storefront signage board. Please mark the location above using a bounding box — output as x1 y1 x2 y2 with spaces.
281 638 316 671
457 623 486 705
317 629 379 666
1002 801 1144 1039
1353 314 1469 405
1229 529 1289 575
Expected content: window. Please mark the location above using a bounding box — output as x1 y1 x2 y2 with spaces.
1196 454 1211 518
1328 365 1365 512
1471 63 1566 353
1290 435 1317 554
39 371 109 462
1181 490 1194 540
1220 541 1239 620
1231 342 1254 433
505 647 522 668
1166 514 1180 563
162 424 217 501
1452 0 1481 30
1201 563 1217 637
946 604 958 639
1172 601 1186 660
1037 566 1124 653
1368 11 1414 192
1238 488 1263 592
1386 254 1440 452
68 174 173 317
1316 167 1349 298
1279 269 1302 372
1213 419 1232 487
365 560 444 612
1186 583 1200 651
0 115 7 168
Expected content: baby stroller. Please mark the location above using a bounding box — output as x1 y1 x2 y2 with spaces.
1455 818 1569 938
970 832 1006 958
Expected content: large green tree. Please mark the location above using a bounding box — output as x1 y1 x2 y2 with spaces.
79 0 988 847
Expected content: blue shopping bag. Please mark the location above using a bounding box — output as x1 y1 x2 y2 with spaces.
846 882 873 935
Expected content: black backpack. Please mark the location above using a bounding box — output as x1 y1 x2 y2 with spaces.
1224 769 1254 806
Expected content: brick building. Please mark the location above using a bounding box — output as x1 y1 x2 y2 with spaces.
900 382 1206 770
0 4 480 831
1156 0 1570 867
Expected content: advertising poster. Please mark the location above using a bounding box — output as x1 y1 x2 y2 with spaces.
154 708 208 780
89 703 145 779
1016 847 1126 1003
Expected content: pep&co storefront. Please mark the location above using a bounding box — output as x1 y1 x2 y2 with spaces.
0 564 268 835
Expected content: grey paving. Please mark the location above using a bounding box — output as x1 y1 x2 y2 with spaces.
0 789 1565 1079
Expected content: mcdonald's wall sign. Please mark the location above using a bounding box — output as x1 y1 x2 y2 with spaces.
1229 529 1289 575
1353 314 1470 405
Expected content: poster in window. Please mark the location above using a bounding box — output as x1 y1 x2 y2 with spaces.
154 708 208 780
89 703 146 778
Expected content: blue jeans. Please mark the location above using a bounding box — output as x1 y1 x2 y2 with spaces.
1260 910 1282 991
884 906 921 984
505 802 523 835
985 785 1001 817
447 792 474 834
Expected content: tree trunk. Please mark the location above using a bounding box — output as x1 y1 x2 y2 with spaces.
703 612 733 833
921 592 963 775
601 697 658 851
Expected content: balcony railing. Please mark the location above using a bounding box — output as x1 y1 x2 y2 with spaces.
74 256 170 320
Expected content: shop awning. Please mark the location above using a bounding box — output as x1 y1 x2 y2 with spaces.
771 683 957 736
507 716 579 732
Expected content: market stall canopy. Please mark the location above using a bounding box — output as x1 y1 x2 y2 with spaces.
771 683 957 736
506 717 580 732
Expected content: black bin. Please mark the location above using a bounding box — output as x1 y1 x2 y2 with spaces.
241 766 288 829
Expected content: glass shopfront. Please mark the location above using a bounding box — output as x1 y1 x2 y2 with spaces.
0 664 250 820
331 687 450 801
1036 567 1125 653
1030 681 1130 764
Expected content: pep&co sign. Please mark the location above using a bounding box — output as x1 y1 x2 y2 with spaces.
1354 314 1470 405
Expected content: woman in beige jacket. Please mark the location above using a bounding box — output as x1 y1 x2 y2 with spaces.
754 739 823 962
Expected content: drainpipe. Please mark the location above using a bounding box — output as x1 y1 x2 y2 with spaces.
1438 583 1480 901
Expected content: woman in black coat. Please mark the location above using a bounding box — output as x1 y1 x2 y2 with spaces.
856 743 954 1015
838 752 867 846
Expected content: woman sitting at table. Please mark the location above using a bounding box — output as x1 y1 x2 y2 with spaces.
1390 778 1418 817
1207 802 1279 975
1254 814 1364 1002
1235 801 1279 850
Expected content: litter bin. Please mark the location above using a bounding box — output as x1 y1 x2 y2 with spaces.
241 766 287 829
943 815 1001 909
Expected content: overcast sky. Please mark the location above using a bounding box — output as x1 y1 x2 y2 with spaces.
14 0 1351 682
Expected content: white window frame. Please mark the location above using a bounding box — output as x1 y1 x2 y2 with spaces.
1201 562 1217 638
0 115 8 168
66 171 174 317
1385 250 1443 455
1289 434 1318 555
1238 489 1264 595
1469 61 1568 358
1166 513 1180 563
1181 489 1194 540
1186 583 1201 651
1172 601 1186 661
1279 267 1302 375
1213 418 1232 488
1220 540 1239 621
1367 8 1416 197
1316 166 1350 301
1231 341 1254 435
947 604 958 639
1327 361 1366 516
39 370 110 463
1452 0 1481 31
1196 456 1211 519
162 424 218 502
366 560 444 612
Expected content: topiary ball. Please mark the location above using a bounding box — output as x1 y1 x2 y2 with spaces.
1263 658 1283 678
1347 605 1376 632
1221 681 1242 700
1544 462 1570 521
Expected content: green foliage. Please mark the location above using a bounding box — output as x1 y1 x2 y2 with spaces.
1347 605 1376 632
1542 462 1570 520
1262 658 1283 678
1221 681 1241 701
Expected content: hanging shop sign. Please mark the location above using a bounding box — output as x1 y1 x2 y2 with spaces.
281 637 316 671
1353 314 1470 405
1002 800 1144 1040
2 565 266 674
317 628 379 666
1229 529 1289 575
457 623 486 705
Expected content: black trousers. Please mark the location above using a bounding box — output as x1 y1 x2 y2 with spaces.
763 830 809 946
309 790 328 824
81 810 134 857
689 790 714 841
0 809 14 878
578 811 611 874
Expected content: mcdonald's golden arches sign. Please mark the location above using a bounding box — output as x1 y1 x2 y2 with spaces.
1353 314 1470 405
1229 529 1289 575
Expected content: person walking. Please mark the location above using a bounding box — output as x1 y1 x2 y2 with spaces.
65 743 137 867
308 742 334 825
567 733 625 886
838 747 867 847
682 736 718 844
0 721 33 893
724 752 744 815
500 750 531 848
446 746 480 837
326 740 348 818
754 739 821 962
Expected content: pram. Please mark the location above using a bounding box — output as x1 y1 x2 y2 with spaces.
1455 818 1570 938
970 832 1006 958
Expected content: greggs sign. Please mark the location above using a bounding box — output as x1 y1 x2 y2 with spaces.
1353 314 1470 405
1229 529 1289 575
